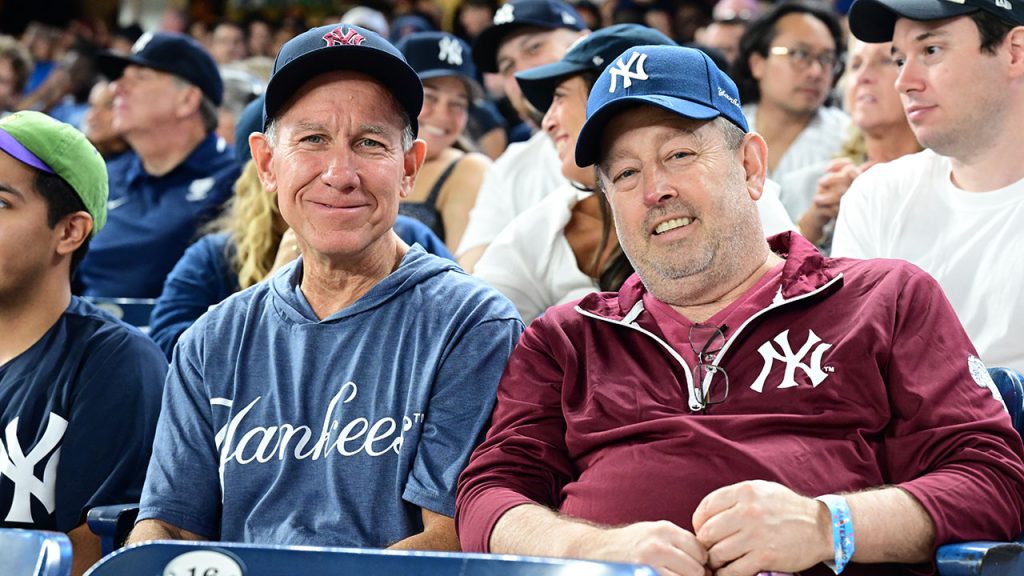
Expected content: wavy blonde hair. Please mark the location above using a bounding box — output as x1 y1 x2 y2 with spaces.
206 159 283 289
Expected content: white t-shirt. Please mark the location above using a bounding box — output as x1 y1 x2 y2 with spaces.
832 149 1024 372
744 104 851 221
455 130 567 257
474 181 796 323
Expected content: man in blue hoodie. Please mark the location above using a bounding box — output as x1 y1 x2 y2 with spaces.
128 25 523 550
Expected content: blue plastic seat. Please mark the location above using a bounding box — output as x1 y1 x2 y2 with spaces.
0 528 73 576
936 367 1024 576
84 540 655 576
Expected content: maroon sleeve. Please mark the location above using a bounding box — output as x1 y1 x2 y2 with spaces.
883 268 1024 545
455 314 577 552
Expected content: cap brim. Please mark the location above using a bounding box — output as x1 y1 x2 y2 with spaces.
97 51 180 82
575 94 721 167
264 46 423 135
515 59 591 112
849 0 977 42
418 70 485 102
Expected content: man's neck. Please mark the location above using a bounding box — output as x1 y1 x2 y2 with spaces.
864 125 920 164
948 119 1024 191
127 120 209 177
754 102 815 173
668 251 784 324
0 276 71 367
299 233 408 320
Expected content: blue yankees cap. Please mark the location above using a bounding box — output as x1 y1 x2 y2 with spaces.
98 32 223 106
575 45 748 167
473 0 587 73
516 23 676 113
849 0 1024 43
263 24 423 135
397 32 484 100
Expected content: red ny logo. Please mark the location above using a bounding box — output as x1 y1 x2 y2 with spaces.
323 27 366 47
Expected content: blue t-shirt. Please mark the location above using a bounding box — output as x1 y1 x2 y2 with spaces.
77 134 240 298
149 222 454 359
138 246 523 545
0 297 167 531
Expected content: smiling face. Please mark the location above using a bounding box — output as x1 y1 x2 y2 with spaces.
419 75 470 160
542 74 592 186
597 106 766 303
845 38 905 136
251 71 425 264
892 15 1008 159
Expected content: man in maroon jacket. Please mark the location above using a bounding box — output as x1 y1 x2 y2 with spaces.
455 44 1024 576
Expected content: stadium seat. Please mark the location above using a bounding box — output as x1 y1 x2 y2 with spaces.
0 528 72 576
83 540 656 576
935 367 1024 576
86 504 140 557
80 297 157 333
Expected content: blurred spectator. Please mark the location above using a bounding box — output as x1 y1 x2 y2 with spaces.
211 21 247 65
454 0 499 42
695 14 752 65
570 0 603 29
397 32 492 252
672 0 713 43
216 66 264 147
458 0 587 271
189 20 212 50
83 80 128 160
0 36 32 116
733 1 850 225
793 35 920 249
341 6 390 37
76 33 239 298
109 24 144 55
247 17 275 58
391 13 437 43
20 22 60 94
160 8 189 34
22 39 99 130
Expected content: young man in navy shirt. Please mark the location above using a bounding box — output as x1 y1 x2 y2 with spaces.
0 111 166 575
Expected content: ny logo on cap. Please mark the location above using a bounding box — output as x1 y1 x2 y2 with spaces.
438 36 464 66
996 0 1012 10
561 11 577 25
609 52 649 93
323 26 366 47
494 4 516 24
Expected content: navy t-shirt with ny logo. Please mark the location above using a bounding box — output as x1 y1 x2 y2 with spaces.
0 297 166 531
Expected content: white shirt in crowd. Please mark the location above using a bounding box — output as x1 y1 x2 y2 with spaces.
832 149 1024 373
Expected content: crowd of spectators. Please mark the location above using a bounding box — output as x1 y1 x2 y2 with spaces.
2 0 1024 575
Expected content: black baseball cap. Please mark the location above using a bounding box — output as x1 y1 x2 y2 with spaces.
849 0 1024 43
473 0 587 73
263 24 423 135
516 23 676 112
397 32 484 100
98 32 223 106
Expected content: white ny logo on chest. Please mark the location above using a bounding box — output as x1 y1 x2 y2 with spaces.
0 413 67 523
749 329 833 393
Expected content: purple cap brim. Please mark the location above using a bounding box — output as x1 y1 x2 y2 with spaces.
0 127 55 174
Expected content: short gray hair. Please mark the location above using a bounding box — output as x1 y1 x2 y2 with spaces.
173 76 218 133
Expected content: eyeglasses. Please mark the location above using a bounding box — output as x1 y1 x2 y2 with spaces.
769 46 842 76
689 323 729 412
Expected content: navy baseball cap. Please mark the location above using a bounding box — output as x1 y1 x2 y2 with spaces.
473 0 587 73
516 23 676 113
397 32 484 100
575 45 748 167
263 24 423 135
98 32 223 106
849 0 1024 43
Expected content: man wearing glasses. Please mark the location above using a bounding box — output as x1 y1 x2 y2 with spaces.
456 44 1024 576
732 0 851 225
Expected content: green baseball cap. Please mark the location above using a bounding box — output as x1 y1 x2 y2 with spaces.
0 111 108 236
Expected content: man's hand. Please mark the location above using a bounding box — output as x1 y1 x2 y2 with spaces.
798 158 863 244
691 480 832 576
584 520 710 576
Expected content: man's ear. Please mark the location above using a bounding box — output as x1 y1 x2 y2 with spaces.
400 139 428 199
54 212 92 258
740 132 768 201
748 52 766 81
1005 26 1024 79
250 132 278 193
177 84 203 119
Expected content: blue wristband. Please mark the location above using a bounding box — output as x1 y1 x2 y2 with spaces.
816 494 855 574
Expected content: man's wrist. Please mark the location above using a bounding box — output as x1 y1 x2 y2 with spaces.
813 497 836 565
